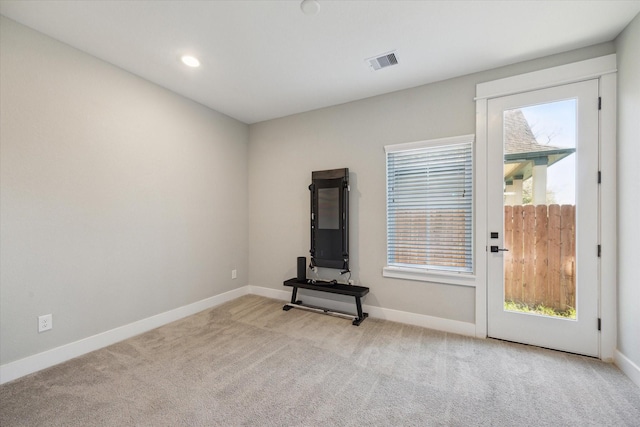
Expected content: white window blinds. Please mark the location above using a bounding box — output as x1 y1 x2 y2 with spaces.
385 135 474 274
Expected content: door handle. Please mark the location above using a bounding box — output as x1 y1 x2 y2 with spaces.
490 246 509 253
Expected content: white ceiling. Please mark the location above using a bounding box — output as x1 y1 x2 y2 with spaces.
1 1 639 124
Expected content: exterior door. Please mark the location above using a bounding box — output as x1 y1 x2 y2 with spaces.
487 80 600 357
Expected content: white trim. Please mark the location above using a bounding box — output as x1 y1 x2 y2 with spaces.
0 285 475 384
384 134 475 153
250 285 476 336
0 286 250 385
248 285 291 300
476 54 617 100
614 350 640 388
598 72 617 361
367 304 476 337
382 266 476 287
475 54 617 358
3 280 633 387
474 98 489 339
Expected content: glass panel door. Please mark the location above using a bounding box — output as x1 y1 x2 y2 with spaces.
487 80 599 357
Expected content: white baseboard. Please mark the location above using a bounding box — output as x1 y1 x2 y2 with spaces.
1 285 477 385
367 304 476 337
248 285 291 301
3 282 637 390
249 285 476 337
615 349 640 388
0 286 250 385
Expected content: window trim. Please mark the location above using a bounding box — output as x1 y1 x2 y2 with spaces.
383 265 476 287
384 134 475 286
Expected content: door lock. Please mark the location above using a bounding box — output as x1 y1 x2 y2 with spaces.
490 246 509 253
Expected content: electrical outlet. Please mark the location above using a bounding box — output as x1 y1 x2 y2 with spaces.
38 314 52 333
231 269 237 279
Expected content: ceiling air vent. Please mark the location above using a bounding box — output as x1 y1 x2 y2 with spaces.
367 51 398 71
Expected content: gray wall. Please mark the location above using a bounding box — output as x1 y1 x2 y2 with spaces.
248 42 615 324
0 17 249 365
2 10 631 368
615 12 640 371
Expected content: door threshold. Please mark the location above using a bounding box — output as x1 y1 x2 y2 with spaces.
487 337 600 360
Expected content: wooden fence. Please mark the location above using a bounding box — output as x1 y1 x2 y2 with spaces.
391 204 575 311
504 204 575 311
391 209 468 269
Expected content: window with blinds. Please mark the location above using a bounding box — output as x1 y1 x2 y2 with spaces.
385 135 474 275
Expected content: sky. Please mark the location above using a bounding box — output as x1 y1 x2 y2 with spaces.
520 99 576 204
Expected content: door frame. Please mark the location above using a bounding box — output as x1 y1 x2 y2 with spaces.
474 54 617 360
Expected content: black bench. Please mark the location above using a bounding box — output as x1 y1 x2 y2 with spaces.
282 278 369 325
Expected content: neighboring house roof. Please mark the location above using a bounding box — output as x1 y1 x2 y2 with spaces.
503 109 575 182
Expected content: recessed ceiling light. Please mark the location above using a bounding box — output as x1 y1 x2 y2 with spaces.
181 55 200 67
300 0 320 15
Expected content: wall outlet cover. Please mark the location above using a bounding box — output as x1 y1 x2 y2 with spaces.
38 314 52 333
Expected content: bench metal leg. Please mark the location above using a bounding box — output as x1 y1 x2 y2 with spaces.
352 297 368 326
283 286 300 311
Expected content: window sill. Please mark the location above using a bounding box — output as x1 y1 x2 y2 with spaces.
383 266 476 287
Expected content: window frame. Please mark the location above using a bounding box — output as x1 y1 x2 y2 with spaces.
383 134 476 286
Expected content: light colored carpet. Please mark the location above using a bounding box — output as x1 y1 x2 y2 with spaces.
1 294 639 426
